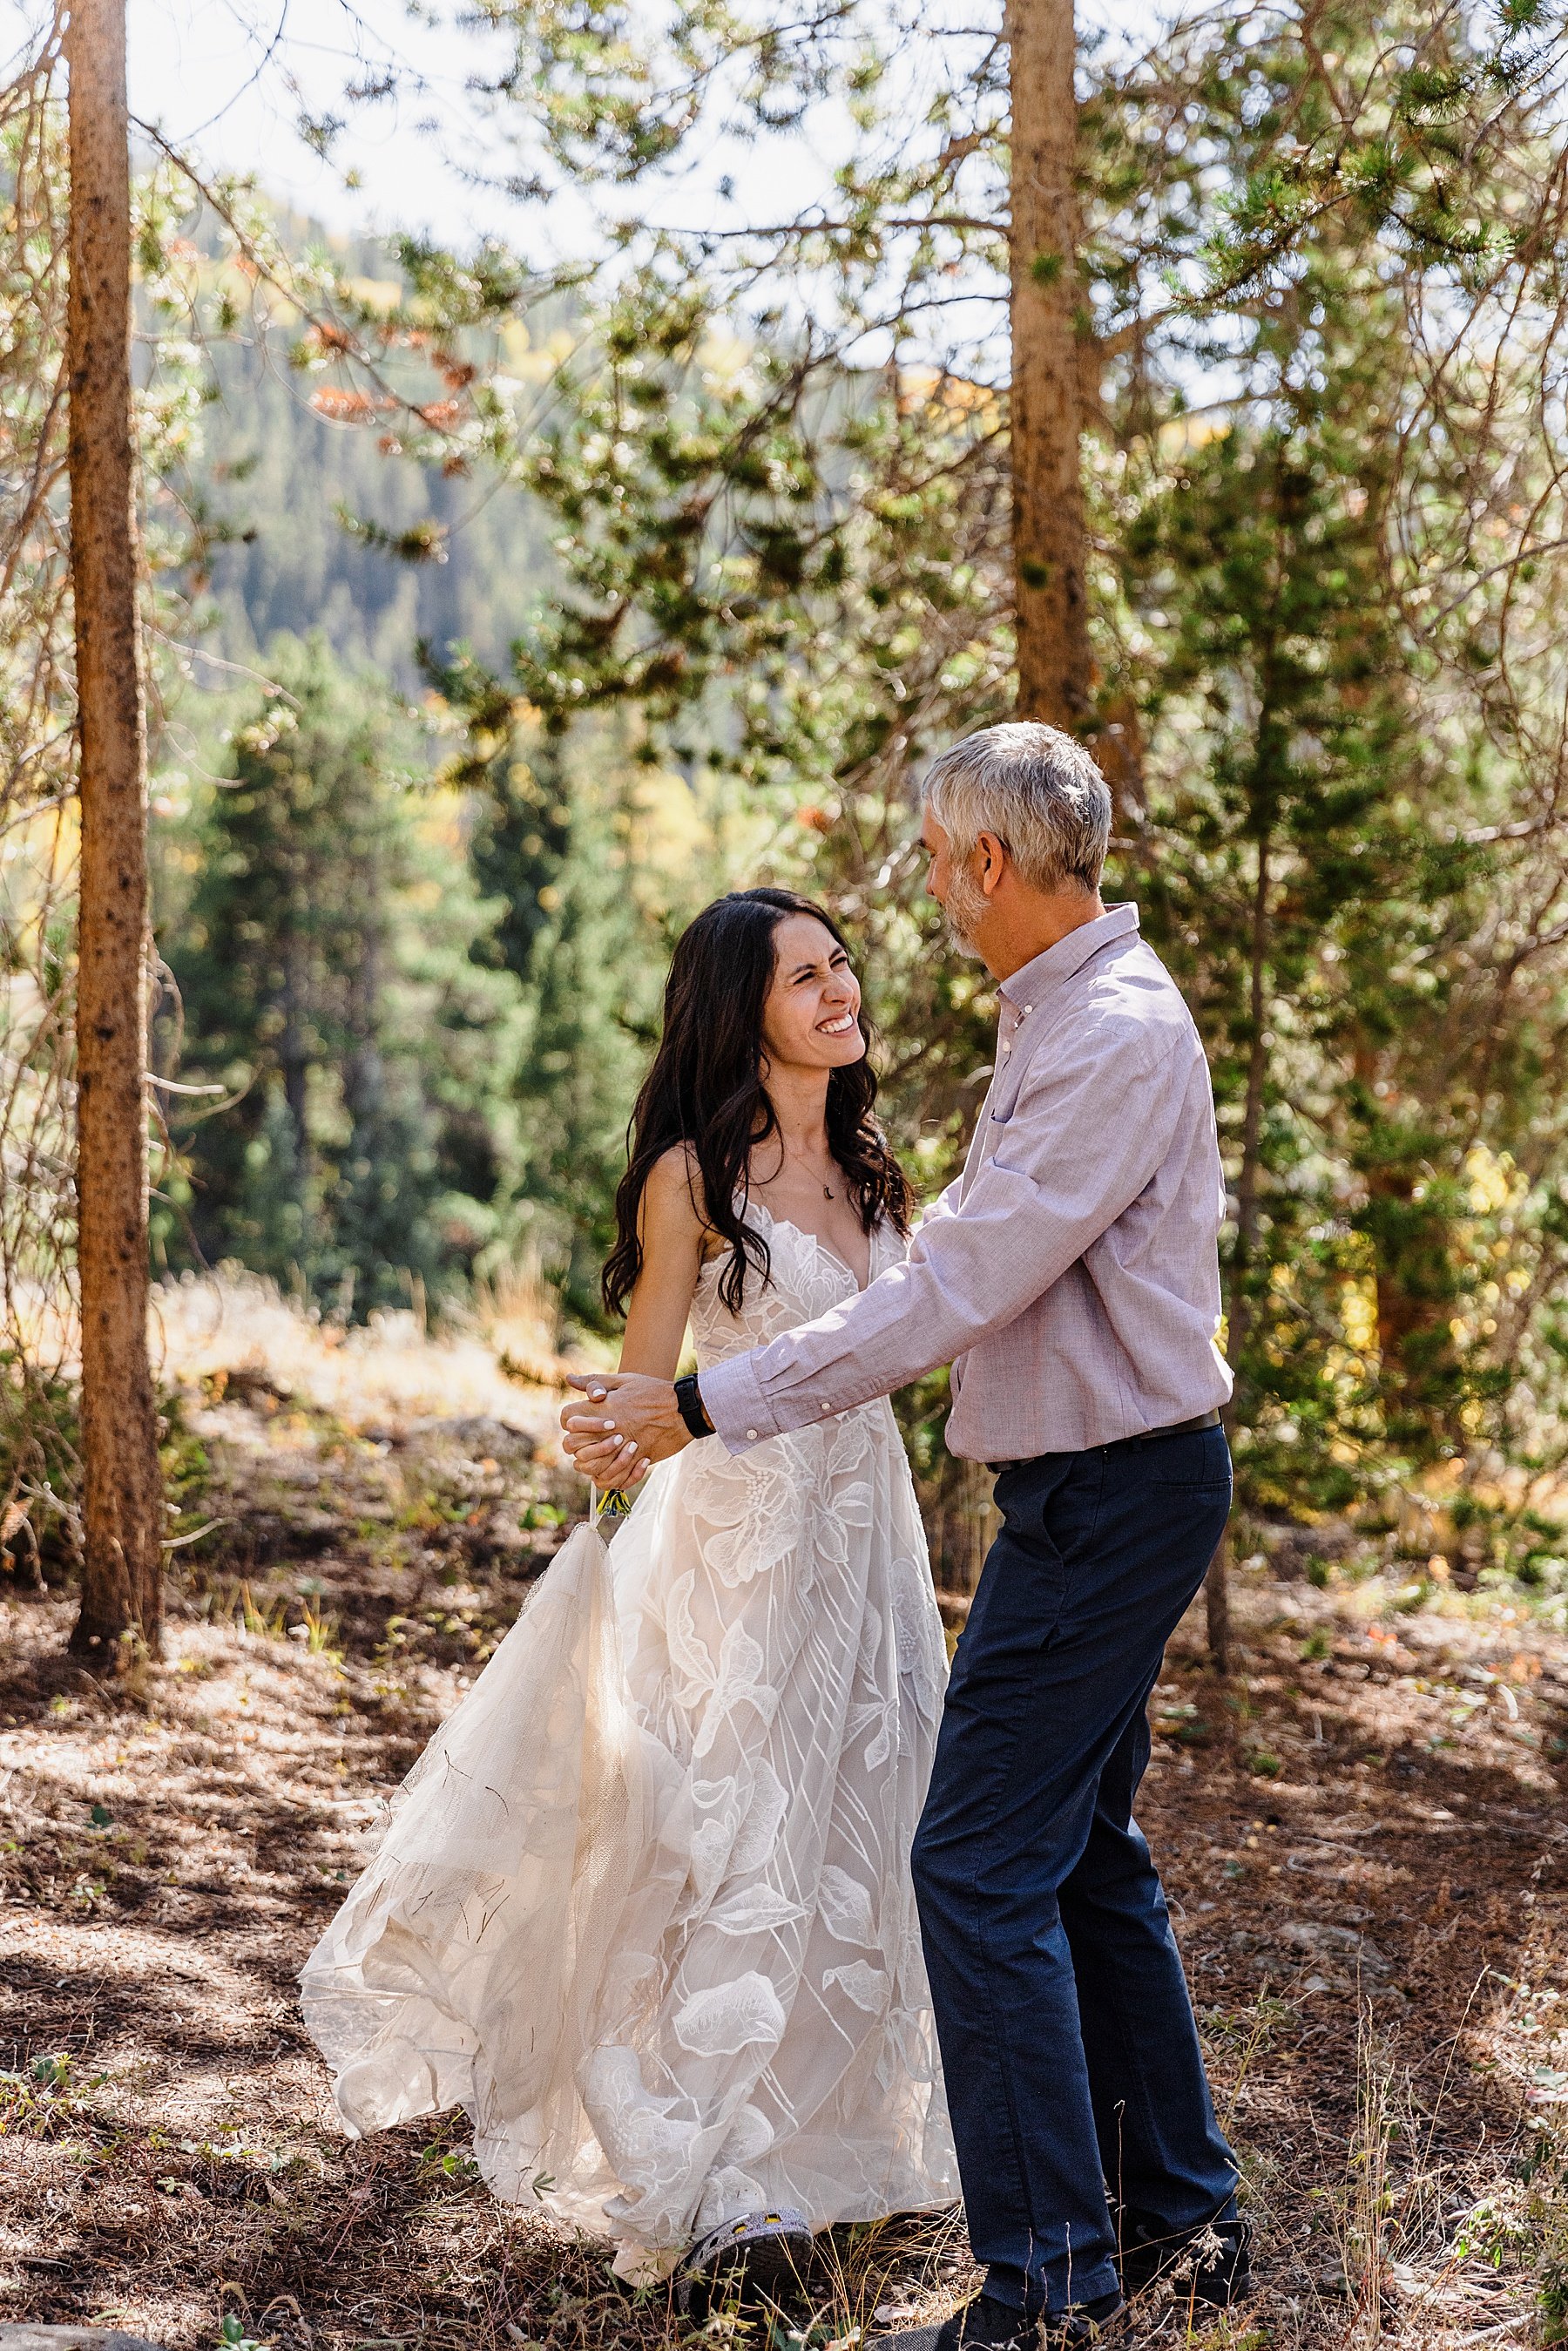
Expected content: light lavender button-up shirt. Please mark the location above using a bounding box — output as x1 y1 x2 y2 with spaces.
700 903 1233 1460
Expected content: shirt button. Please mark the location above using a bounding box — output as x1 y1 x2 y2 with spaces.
746 1428 758 1440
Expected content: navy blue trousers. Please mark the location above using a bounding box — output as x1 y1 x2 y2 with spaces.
910 1426 1239 2314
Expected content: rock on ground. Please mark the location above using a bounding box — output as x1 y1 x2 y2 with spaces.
0 2329 170 2350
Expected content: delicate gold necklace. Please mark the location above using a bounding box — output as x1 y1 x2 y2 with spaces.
783 1141 836 1200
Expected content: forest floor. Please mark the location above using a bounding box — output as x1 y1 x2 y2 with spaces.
3 1280 1568 2351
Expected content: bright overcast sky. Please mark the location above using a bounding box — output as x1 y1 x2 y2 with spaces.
2 0 1155 256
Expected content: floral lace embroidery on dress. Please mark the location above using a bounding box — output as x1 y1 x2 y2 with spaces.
300 1203 956 2277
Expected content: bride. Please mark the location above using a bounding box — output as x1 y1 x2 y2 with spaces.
300 886 956 2300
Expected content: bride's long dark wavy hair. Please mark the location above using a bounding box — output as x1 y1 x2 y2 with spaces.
603 888 913 1317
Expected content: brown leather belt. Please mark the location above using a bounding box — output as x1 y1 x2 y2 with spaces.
987 1407 1223 1475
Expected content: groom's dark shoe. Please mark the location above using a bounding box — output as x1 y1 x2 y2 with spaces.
891 2288 1125 2348
1117 2209 1254 2306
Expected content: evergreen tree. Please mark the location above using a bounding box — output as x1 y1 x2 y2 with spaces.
1109 7 1568 1494
510 797 652 1323
1125 410 1448 1497
430 654 682 1326
158 636 523 1311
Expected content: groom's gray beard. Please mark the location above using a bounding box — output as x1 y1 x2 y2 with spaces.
942 864 989 959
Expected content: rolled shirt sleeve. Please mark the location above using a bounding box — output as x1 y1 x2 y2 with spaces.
700 1017 1179 1453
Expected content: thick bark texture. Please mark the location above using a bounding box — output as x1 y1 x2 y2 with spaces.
1007 0 1094 729
66 0 163 1659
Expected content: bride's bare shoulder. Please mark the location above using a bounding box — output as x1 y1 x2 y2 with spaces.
643 1143 719 1254
642 1145 728 1270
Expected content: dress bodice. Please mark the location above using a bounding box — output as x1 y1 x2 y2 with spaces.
687 1202 903 1369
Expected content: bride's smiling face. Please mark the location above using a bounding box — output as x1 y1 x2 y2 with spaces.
760 914 866 1074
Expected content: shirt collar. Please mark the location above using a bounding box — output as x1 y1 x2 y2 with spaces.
998 902 1140 1016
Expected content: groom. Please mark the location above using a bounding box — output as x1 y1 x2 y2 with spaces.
562 722 1249 2348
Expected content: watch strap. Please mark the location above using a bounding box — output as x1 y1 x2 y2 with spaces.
674 1371 715 1440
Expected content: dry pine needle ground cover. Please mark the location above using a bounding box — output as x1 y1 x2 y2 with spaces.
3 1286 1568 2351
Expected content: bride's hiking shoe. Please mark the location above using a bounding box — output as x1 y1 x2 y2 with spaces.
891 2287 1125 2348
1117 2209 1254 2306
674 2205 813 2315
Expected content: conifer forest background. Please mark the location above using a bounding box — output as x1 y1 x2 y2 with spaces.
11 3 1568 2348
16 0 1568 1541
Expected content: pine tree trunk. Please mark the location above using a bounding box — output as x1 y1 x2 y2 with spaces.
66 0 163 1663
1007 0 1093 728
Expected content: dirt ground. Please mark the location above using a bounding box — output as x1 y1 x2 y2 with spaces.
3 1290 1567 2351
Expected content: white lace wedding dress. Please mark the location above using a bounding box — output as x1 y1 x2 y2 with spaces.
300 1204 957 2277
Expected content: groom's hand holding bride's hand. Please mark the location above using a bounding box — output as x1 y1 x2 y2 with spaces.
560 1373 689 1488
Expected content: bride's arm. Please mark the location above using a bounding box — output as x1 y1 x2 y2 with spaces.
593 1147 708 1487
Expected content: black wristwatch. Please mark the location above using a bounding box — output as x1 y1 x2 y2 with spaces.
674 1372 714 1440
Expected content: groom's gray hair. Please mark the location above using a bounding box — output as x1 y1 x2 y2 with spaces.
923 722 1111 896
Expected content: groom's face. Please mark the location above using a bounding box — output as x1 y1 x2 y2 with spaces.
922 810 989 959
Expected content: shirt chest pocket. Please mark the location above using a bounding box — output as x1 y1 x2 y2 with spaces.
984 1056 1031 1134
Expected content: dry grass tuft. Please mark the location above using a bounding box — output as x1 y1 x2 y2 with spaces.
151 1267 573 1452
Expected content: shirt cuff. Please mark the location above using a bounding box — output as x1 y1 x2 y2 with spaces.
698 1352 775 1455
